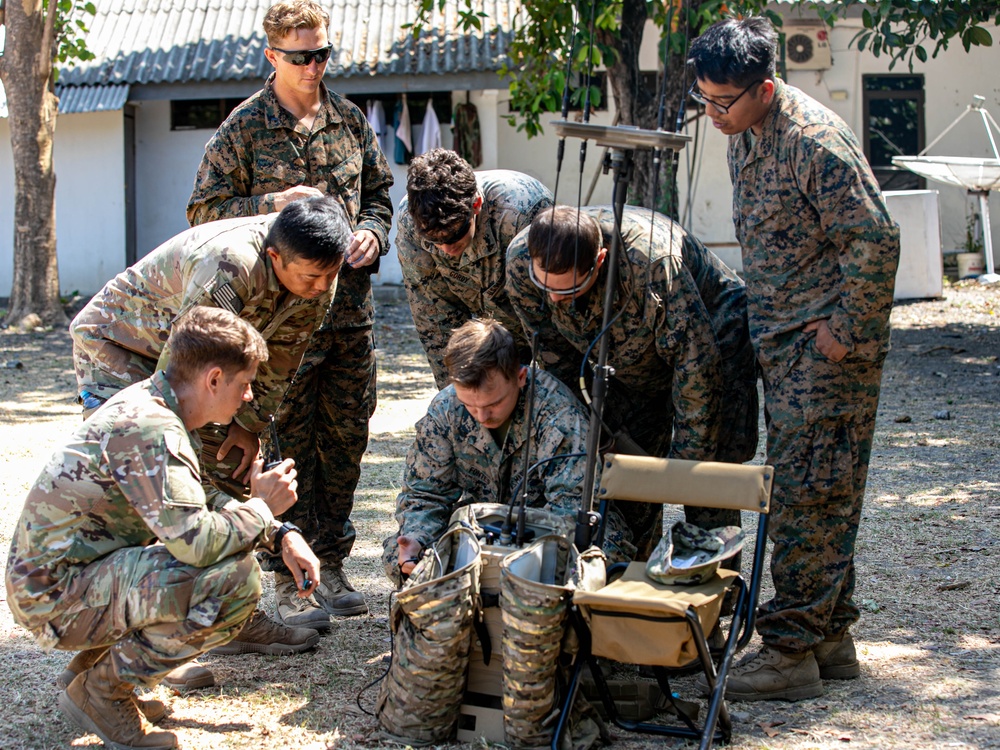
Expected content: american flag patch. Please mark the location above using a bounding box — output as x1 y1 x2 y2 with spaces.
211 282 245 314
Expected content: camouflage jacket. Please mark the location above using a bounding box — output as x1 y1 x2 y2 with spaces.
4 373 274 640
728 80 900 390
70 215 333 434
396 170 553 387
187 75 394 329
506 206 755 460
394 368 589 550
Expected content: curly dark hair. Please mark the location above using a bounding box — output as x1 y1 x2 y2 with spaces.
406 148 478 237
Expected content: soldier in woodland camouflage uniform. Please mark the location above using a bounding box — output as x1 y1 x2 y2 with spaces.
396 148 553 387
382 319 633 587
689 17 900 700
187 0 393 624
506 205 759 556
6 308 322 750
70 196 348 678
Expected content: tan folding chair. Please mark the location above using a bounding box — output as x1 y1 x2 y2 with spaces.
552 453 774 750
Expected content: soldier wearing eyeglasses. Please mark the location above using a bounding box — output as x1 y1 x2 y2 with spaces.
396 148 554 388
688 17 900 702
506 205 759 558
187 0 393 640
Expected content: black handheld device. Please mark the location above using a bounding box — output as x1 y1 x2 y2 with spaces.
264 416 283 470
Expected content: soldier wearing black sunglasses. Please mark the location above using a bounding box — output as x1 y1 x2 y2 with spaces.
187 0 394 663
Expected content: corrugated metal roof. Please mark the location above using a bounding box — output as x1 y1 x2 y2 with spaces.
58 0 518 87
55 83 131 114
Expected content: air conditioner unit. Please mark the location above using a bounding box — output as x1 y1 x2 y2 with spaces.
783 24 832 71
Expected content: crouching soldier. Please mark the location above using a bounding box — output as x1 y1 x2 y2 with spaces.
5 308 321 750
382 319 634 587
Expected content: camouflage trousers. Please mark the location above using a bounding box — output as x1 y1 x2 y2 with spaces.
35 544 260 687
273 323 376 567
756 343 884 653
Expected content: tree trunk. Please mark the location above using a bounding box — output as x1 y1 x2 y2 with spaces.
597 0 703 218
0 1 66 326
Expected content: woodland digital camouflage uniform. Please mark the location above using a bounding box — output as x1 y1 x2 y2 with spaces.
187 75 393 567
70 214 333 490
5 373 271 686
396 170 554 387
382 368 633 587
506 205 759 553
727 79 899 653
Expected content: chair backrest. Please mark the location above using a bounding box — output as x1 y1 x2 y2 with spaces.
597 454 773 515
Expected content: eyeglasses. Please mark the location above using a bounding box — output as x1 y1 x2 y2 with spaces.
688 80 763 115
269 44 333 66
528 262 598 297
421 213 473 246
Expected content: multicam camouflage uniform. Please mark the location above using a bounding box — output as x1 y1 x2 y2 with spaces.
506 206 759 553
727 80 900 653
70 215 333 490
4 373 271 686
187 75 393 568
382 368 633 587
396 171 554 388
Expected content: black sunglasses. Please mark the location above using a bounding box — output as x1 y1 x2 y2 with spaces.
269 44 333 66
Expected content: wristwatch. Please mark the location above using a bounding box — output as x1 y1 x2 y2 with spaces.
272 522 304 551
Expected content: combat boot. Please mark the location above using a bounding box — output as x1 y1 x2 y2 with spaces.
160 660 215 691
813 632 861 680
313 562 368 617
58 656 177 749
58 648 168 723
211 609 320 655
275 572 333 632
698 645 823 702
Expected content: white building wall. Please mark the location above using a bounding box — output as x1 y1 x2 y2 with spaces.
0 110 125 297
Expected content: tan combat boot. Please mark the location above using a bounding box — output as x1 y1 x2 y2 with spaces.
313 562 368 617
720 646 824 702
813 632 861 680
210 609 320 655
58 648 168 724
275 572 334 632
58 656 177 749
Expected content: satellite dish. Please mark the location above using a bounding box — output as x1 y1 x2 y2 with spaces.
892 96 1000 282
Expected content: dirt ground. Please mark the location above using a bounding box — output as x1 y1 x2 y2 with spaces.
0 282 998 750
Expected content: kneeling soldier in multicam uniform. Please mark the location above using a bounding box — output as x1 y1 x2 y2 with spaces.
69 196 351 684
5 308 322 750
382 319 634 587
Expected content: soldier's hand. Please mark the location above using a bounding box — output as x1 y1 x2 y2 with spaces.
219 422 260 482
250 457 298 516
803 319 848 363
397 535 423 577
282 532 320 598
346 229 380 268
272 185 324 212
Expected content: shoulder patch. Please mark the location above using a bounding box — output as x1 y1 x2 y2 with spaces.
211 282 245 315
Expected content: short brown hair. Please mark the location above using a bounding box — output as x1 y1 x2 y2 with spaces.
443 319 519 388
263 0 329 45
527 206 602 274
165 307 269 384
406 148 478 237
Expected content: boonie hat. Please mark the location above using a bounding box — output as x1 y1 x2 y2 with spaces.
645 521 745 586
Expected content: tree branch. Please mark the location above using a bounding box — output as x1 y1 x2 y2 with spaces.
40 0 58 79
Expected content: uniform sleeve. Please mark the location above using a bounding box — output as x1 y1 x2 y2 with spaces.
504 235 584 390
187 125 274 226
393 402 464 550
805 140 901 355
108 427 270 567
654 262 725 461
397 206 474 388
353 116 394 255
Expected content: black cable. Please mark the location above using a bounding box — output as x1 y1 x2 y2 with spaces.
355 594 395 717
